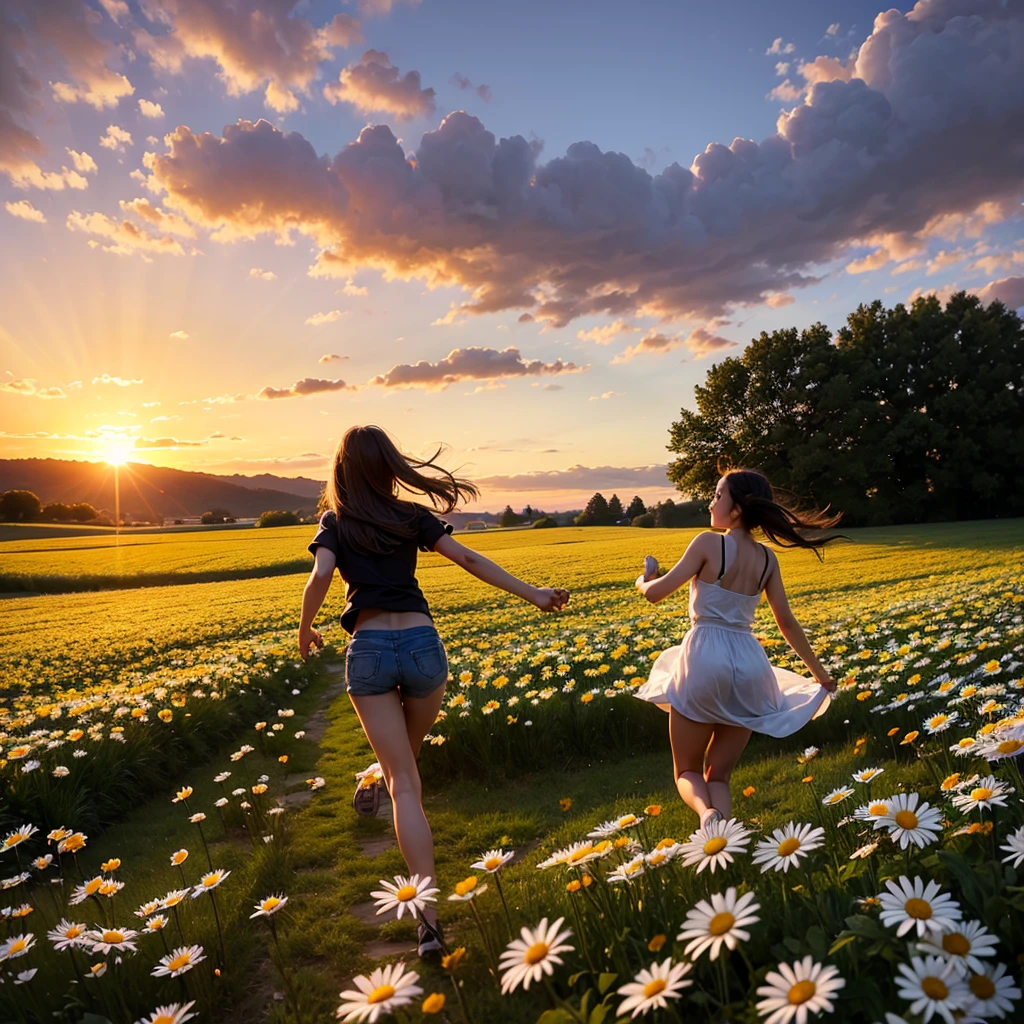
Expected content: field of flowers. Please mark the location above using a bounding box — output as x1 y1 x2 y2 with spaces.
2 519 1023 1023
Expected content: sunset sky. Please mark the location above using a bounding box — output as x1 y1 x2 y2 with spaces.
2 0 1022 512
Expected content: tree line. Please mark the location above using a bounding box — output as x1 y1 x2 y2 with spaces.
495 493 707 529
666 293 1024 526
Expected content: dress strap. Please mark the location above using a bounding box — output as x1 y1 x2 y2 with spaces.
757 543 770 589
717 534 726 580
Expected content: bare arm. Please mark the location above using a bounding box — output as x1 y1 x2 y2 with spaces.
763 554 835 691
635 532 714 604
433 534 568 611
298 547 335 660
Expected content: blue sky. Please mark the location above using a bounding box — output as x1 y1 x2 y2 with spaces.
1 0 1022 511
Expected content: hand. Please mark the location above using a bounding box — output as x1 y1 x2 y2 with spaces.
816 674 837 693
635 574 648 591
533 587 570 612
298 626 324 662
643 555 661 582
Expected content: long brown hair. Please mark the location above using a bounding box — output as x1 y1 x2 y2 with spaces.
720 465 845 560
319 425 479 555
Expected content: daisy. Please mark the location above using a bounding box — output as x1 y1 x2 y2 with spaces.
447 876 488 902
852 768 885 784
850 841 880 860
471 849 514 873
68 876 105 905
606 854 646 883
161 889 190 910
336 962 423 1022
587 813 643 838
48 919 88 951
879 877 962 938
152 945 206 978
677 887 761 961
677 818 751 874
145 915 169 932
537 841 592 870
962 962 1021 1020
0 933 36 960
191 868 230 898
250 894 288 918
876 793 943 849
924 712 958 734
133 1002 197 1024
1000 824 1024 867
86 927 139 954
616 958 693 1018
894 956 969 1024
755 956 845 1024
2 825 39 852
950 775 1012 813
2 872 30 890
498 917 574 993
855 799 894 823
797 747 820 764
917 920 999 975
978 732 1024 761
370 874 439 920
821 787 855 807
751 823 824 873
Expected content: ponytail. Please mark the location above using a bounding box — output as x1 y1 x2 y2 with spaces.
719 466 845 560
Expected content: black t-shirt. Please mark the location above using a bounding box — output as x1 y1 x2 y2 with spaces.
307 506 453 634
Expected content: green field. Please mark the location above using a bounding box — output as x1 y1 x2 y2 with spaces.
1 519 1022 1024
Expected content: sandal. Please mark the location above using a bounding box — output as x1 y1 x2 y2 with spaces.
352 778 381 817
417 919 445 958
700 808 724 830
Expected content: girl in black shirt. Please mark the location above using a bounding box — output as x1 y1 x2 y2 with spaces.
299 425 568 956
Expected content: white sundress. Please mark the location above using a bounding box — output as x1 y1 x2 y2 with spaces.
634 535 830 737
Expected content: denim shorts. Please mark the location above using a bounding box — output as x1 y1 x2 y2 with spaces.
345 625 449 698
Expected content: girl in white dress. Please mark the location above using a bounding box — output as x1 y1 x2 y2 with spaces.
633 468 842 828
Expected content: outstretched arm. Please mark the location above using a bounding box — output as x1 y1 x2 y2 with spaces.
433 533 569 611
635 532 714 604
763 555 836 691
298 546 335 660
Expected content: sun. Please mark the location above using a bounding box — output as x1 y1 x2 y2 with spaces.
101 438 134 466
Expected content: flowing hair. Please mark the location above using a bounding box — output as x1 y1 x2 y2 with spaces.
719 464 845 560
319 425 479 555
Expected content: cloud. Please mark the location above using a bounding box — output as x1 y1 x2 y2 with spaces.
926 248 968 275
305 309 344 326
6 199 46 223
826 23 840 37
612 326 735 363
141 2 1024 328
475 464 673 492
765 293 795 308
134 435 208 448
844 232 926 274
92 374 143 386
138 98 164 118
338 278 368 296
589 391 623 400
99 125 133 152
767 80 804 104
967 251 1024 276
976 276 1024 309
367 346 586 390
358 0 420 16
766 38 796 56
249 267 277 280
450 73 493 103
323 50 435 119
576 320 637 345
257 377 352 400
66 149 98 174
0 378 66 398
67 210 188 256
119 198 197 237
132 0 359 114
318 353 348 363
169 330 189 340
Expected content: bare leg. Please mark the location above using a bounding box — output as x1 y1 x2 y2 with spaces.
703 724 752 818
670 711 716 822
349 683 446 926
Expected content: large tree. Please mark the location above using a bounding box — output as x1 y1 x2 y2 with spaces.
575 492 612 526
625 495 646 519
0 489 42 522
666 293 1024 526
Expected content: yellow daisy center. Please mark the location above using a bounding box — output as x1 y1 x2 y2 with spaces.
869 803 889 815
921 976 948 1000
153 1016 175 1024
969 974 996 1000
164 894 184 907
904 898 932 920
8 939 26 955
703 837 728 855
395 885 418 902
524 941 549 965
166 952 191 972
708 912 735 936
202 874 220 887
66 927 83 939
942 933 970 956
262 897 281 912
777 838 801 857
101 931 124 943
618 815 638 827
894 810 919 830
970 787 993 802
484 857 501 870
643 978 667 999
567 846 593 864
788 980 817 1005
997 740 1022 754
85 878 103 895
455 877 477 896
367 984 396 1005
